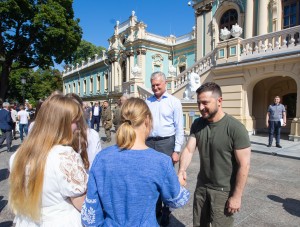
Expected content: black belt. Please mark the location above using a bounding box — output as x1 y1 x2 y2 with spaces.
147 136 173 141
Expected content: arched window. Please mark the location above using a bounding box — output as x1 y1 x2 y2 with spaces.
220 9 238 30
282 0 300 29
90 77 93 93
282 93 296 118
78 81 80 95
97 74 100 92
104 73 108 91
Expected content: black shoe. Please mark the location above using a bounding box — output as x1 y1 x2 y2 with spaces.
276 144 282 148
160 213 170 227
267 144 272 147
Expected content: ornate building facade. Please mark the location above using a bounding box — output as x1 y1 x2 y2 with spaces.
63 0 300 140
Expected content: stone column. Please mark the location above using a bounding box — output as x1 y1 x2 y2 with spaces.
289 87 300 141
258 0 268 35
196 14 204 60
126 56 130 81
111 61 115 92
129 54 134 79
245 0 254 38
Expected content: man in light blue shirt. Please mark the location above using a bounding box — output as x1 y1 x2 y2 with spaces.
145 71 184 226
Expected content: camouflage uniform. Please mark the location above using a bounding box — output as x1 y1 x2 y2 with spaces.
101 106 112 142
112 105 121 132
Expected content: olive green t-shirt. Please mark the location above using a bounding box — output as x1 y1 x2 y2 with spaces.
190 113 250 192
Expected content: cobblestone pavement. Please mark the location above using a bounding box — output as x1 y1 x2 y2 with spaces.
1 130 300 226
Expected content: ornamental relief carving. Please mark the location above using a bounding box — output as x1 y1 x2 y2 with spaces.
152 54 164 65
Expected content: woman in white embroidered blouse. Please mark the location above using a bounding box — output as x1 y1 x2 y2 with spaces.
9 94 88 227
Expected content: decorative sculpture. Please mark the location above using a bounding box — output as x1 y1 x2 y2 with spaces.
168 65 176 77
230 23 243 38
220 27 231 40
183 72 201 100
131 64 142 78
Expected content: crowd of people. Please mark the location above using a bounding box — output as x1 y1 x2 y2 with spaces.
0 70 275 226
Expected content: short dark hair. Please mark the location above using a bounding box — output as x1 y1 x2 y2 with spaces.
196 82 222 97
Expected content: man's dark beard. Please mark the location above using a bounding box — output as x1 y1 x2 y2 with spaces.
201 108 218 120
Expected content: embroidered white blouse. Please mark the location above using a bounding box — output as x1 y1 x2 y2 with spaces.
10 145 88 227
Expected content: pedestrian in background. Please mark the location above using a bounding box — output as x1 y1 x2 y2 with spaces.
0 102 13 152
17 105 29 142
101 100 112 142
83 102 91 128
10 104 18 139
113 94 128 132
91 102 101 132
266 96 286 148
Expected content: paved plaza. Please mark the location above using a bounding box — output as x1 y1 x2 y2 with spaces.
1 129 300 227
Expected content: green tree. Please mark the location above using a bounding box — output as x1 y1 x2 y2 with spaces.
0 0 82 100
8 68 63 104
67 40 106 67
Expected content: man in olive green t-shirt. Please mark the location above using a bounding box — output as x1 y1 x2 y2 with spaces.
178 82 251 227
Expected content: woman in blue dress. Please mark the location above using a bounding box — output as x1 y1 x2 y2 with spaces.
81 97 189 227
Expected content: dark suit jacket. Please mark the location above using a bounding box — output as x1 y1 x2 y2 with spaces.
0 108 13 130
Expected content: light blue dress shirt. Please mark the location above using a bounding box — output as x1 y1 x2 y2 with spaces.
146 92 184 152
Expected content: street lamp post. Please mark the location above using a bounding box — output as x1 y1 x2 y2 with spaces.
21 76 26 104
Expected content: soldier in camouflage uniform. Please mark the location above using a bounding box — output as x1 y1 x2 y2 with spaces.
101 100 112 142
112 95 128 132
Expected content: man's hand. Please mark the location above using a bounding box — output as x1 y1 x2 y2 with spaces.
226 196 241 214
172 152 180 164
177 170 187 186
266 122 269 128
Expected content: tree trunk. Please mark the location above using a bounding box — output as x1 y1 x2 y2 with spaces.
0 63 11 100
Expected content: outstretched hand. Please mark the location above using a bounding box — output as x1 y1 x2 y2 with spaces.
178 170 187 187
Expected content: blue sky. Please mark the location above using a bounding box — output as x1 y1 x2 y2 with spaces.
73 0 195 48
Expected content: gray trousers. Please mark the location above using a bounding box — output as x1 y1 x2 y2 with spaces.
0 129 12 152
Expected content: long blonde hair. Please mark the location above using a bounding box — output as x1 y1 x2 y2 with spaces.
65 93 89 169
116 98 152 149
9 94 82 221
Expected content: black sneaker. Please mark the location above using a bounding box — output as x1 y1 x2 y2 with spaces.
276 144 282 148
267 144 272 147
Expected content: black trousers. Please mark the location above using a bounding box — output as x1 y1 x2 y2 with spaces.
0 129 12 152
146 135 175 215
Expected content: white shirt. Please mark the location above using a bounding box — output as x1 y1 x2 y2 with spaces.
93 106 99 116
87 128 101 169
17 110 29 124
146 92 184 152
11 109 18 122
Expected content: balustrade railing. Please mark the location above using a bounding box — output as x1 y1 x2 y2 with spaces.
241 25 300 59
174 50 217 90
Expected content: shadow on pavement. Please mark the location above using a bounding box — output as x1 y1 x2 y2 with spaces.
0 221 13 227
169 214 185 227
267 195 300 217
0 169 9 183
250 141 267 146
